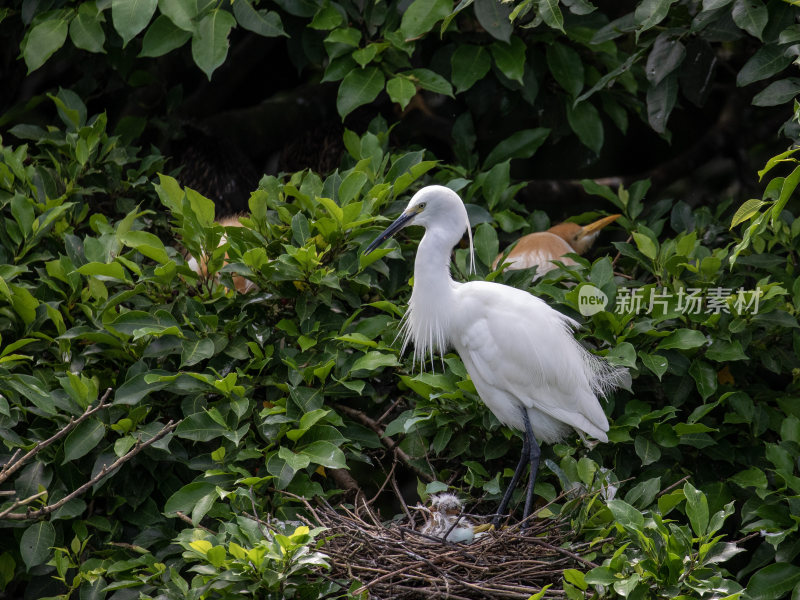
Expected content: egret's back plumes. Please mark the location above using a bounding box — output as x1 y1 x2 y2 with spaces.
364 186 625 524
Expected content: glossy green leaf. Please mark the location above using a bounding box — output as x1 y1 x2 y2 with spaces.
164 481 216 516
745 563 800 600
646 72 678 134
567 101 604 154
752 78 800 107
63 419 105 463
546 42 584 97
473 0 512 42
140 15 192 57
337 67 385 118
400 0 451 40
634 435 661 466
737 45 792 87
490 37 526 85
232 0 286 37
301 440 347 469
451 44 491 93
483 128 549 168
69 4 106 53
23 16 69 73
732 0 768 40
538 0 565 32
386 76 416 109
112 0 158 46
657 329 706 350
176 412 227 441
191 9 237 80
20 521 55 570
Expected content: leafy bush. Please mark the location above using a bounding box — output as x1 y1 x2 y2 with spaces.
4 1 800 599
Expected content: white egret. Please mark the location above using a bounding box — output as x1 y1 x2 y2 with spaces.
365 186 622 525
493 214 621 276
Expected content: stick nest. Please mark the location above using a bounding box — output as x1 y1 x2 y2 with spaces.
307 498 595 600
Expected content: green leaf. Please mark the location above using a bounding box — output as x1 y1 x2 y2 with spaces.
232 0 286 37
191 9 237 80
279 446 311 470
484 128 549 169
451 44 491 94
404 68 453 96
473 0 512 42
732 0 768 40
140 15 192 57
23 16 69 73
683 482 709 536
538 0 565 32
176 412 227 441
337 67 385 118
474 223 499 267
386 76 416 109
606 499 644 529
69 4 106 54
400 0 451 40
646 72 678 134
689 359 717 400
566 101 603 154
63 419 105 463
608 342 637 368
634 435 661 466
112 0 158 46
657 329 706 350
639 352 668 379
746 563 800 600
118 230 170 263
752 78 800 107
158 0 198 32
646 34 685 86
301 440 347 469
490 37 526 85
731 198 767 227
772 164 800 220
164 481 216 516
20 521 55 570
352 351 399 371
737 45 792 87
730 467 768 489
546 42 583 97
632 232 657 259
180 338 215 367
634 0 677 32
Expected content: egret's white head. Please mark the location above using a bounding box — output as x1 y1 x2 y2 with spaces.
364 185 474 272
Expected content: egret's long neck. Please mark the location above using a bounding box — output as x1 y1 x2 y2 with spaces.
402 226 459 368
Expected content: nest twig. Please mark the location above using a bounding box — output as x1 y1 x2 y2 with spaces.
308 498 590 599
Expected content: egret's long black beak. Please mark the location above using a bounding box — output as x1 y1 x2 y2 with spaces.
364 210 416 255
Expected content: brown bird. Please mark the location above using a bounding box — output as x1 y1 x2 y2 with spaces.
493 214 621 276
187 215 256 294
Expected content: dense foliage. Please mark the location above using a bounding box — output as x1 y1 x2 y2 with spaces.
2 1 800 599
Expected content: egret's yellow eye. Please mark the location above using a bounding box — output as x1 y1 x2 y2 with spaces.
417 202 426 211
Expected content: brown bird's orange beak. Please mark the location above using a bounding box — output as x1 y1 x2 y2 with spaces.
576 214 621 239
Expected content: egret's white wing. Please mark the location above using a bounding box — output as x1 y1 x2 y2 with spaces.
451 281 610 442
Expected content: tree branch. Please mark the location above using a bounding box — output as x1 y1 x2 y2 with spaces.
0 388 113 485
0 418 180 520
335 404 434 483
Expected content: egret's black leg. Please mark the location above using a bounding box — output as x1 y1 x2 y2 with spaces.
493 432 529 527
521 409 541 526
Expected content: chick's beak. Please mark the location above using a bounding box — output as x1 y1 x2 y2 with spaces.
577 214 621 239
364 210 416 255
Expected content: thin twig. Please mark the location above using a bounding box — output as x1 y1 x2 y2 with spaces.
175 511 214 533
335 404 434 482
1 419 179 520
656 474 691 497
0 388 113 484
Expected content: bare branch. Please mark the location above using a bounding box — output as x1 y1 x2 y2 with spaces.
0 388 113 485
1 418 179 521
335 404 434 483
